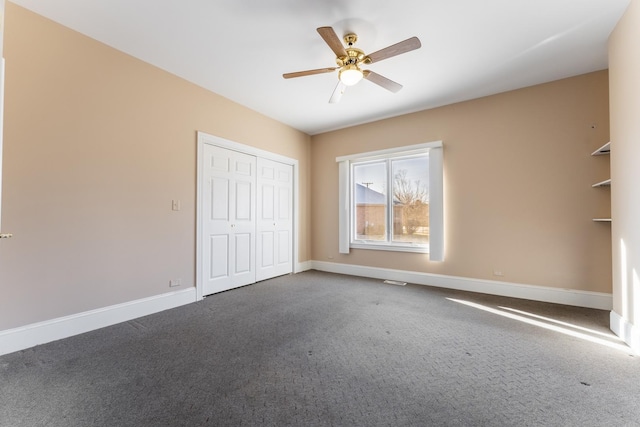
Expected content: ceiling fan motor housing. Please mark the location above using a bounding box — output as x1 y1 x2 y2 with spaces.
336 34 368 67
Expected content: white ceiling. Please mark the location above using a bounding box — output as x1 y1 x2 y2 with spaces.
11 0 630 135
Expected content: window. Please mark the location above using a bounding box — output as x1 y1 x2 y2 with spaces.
337 141 443 260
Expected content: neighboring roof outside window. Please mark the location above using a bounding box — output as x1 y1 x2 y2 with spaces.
355 183 404 205
355 183 386 205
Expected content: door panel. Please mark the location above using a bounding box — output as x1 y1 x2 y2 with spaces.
203 144 256 295
235 233 252 274
235 159 252 175
260 231 275 268
256 158 293 281
261 185 275 219
211 153 229 171
278 187 290 220
209 235 229 279
211 178 229 220
277 230 290 266
235 181 252 220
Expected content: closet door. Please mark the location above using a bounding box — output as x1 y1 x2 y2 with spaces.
202 144 256 295
256 157 293 281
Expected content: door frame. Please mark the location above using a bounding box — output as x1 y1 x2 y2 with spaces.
196 131 299 301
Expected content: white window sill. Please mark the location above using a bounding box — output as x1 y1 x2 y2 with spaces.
350 242 429 254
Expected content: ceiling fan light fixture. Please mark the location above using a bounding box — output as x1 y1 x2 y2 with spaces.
339 65 363 86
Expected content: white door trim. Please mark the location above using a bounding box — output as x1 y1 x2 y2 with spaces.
196 131 299 301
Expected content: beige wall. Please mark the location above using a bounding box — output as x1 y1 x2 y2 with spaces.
311 71 611 293
0 3 618 334
0 4 311 330
609 0 640 342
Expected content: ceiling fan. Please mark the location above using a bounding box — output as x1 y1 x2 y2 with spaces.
283 27 422 103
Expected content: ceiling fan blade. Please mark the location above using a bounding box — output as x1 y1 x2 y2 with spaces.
317 27 348 58
283 67 338 79
363 70 403 93
329 81 347 104
366 36 421 63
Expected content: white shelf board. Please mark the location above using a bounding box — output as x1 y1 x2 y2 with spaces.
591 141 611 156
592 178 611 187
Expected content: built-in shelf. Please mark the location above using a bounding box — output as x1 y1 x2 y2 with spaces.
591 142 611 222
591 141 611 156
592 178 611 187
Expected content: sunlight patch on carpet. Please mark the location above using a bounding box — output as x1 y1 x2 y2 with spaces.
447 298 634 355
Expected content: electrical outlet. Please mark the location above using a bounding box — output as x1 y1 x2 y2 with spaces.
172 200 181 211
493 270 504 277
169 279 181 287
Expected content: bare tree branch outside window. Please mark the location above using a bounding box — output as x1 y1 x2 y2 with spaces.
393 169 429 237
393 169 428 205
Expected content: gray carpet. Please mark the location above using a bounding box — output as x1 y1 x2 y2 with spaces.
1 270 639 426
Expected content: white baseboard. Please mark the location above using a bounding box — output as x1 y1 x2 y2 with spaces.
610 310 640 354
311 261 612 310
0 268 615 357
296 260 313 273
0 287 197 356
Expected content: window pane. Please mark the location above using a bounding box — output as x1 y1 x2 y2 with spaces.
353 162 387 241
392 155 429 245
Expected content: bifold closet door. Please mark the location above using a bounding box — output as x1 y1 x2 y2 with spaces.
256 158 293 281
202 144 256 295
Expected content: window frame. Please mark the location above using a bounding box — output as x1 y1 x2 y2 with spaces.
337 141 443 260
